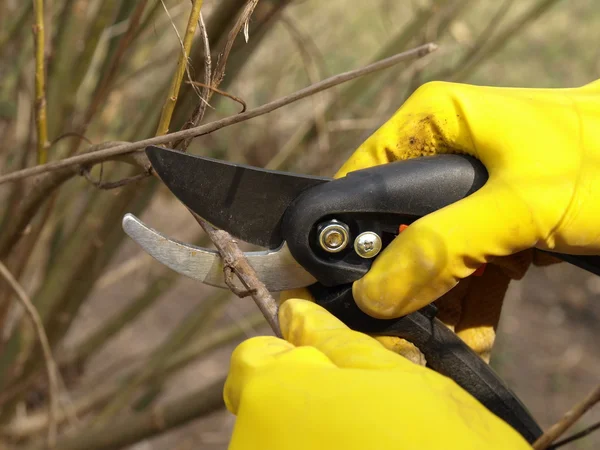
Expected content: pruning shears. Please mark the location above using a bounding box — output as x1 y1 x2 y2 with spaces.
122 146 600 444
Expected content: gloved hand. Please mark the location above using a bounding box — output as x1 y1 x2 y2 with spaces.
285 79 600 362
224 298 532 450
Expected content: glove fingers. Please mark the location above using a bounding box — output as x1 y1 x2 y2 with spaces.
224 335 334 414
352 181 539 319
279 299 416 371
280 291 427 365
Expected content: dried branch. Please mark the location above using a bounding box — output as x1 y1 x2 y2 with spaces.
0 43 437 185
33 0 49 164
549 420 600 449
191 213 281 336
0 260 59 448
213 0 259 88
155 0 204 136
533 383 600 450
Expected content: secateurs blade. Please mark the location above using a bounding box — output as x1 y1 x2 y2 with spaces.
122 145 600 444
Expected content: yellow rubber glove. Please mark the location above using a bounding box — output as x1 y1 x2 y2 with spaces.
284 79 600 362
342 79 600 319
224 298 532 450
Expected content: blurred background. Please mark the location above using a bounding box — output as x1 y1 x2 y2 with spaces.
0 0 599 448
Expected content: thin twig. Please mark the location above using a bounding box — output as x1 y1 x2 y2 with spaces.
155 0 204 136
212 0 259 88
186 81 247 112
0 43 437 185
33 0 49 164
532 383 600 450
0 261 59 449
549 420 600 449
190 212 281 336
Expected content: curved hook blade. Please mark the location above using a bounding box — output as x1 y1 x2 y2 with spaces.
122 214 316 291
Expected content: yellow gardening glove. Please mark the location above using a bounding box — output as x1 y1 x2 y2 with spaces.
284 79 600 362
224 298 531 450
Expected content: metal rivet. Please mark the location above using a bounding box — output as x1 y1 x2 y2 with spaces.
354 232 382 259
318 220 350 253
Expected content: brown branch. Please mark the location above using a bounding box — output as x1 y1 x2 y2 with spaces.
190 213 281 336
155 0 204 136
549 420 600 449
0 260 60 449
533 383 600 450
32 0 49 164
213 0 259 88
0 43 437 185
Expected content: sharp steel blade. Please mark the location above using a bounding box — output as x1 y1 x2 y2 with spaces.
145 146 329 249
122 214 317 291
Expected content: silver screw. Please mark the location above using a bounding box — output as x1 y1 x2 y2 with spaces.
318 220 350 253
354 232 382 259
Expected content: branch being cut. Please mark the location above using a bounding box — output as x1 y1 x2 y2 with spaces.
190 213 281 336
0 43 437 185
0 261 60 448
533 383 600 450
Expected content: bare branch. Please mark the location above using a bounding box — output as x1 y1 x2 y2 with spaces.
0 261 60 448
213 0 259 87
190 213 281 336
533 383 600 450
0 43 437 185
549 420 600 449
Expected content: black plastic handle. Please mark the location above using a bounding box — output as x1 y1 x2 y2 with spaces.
309 284 543 443
282 154 600 285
